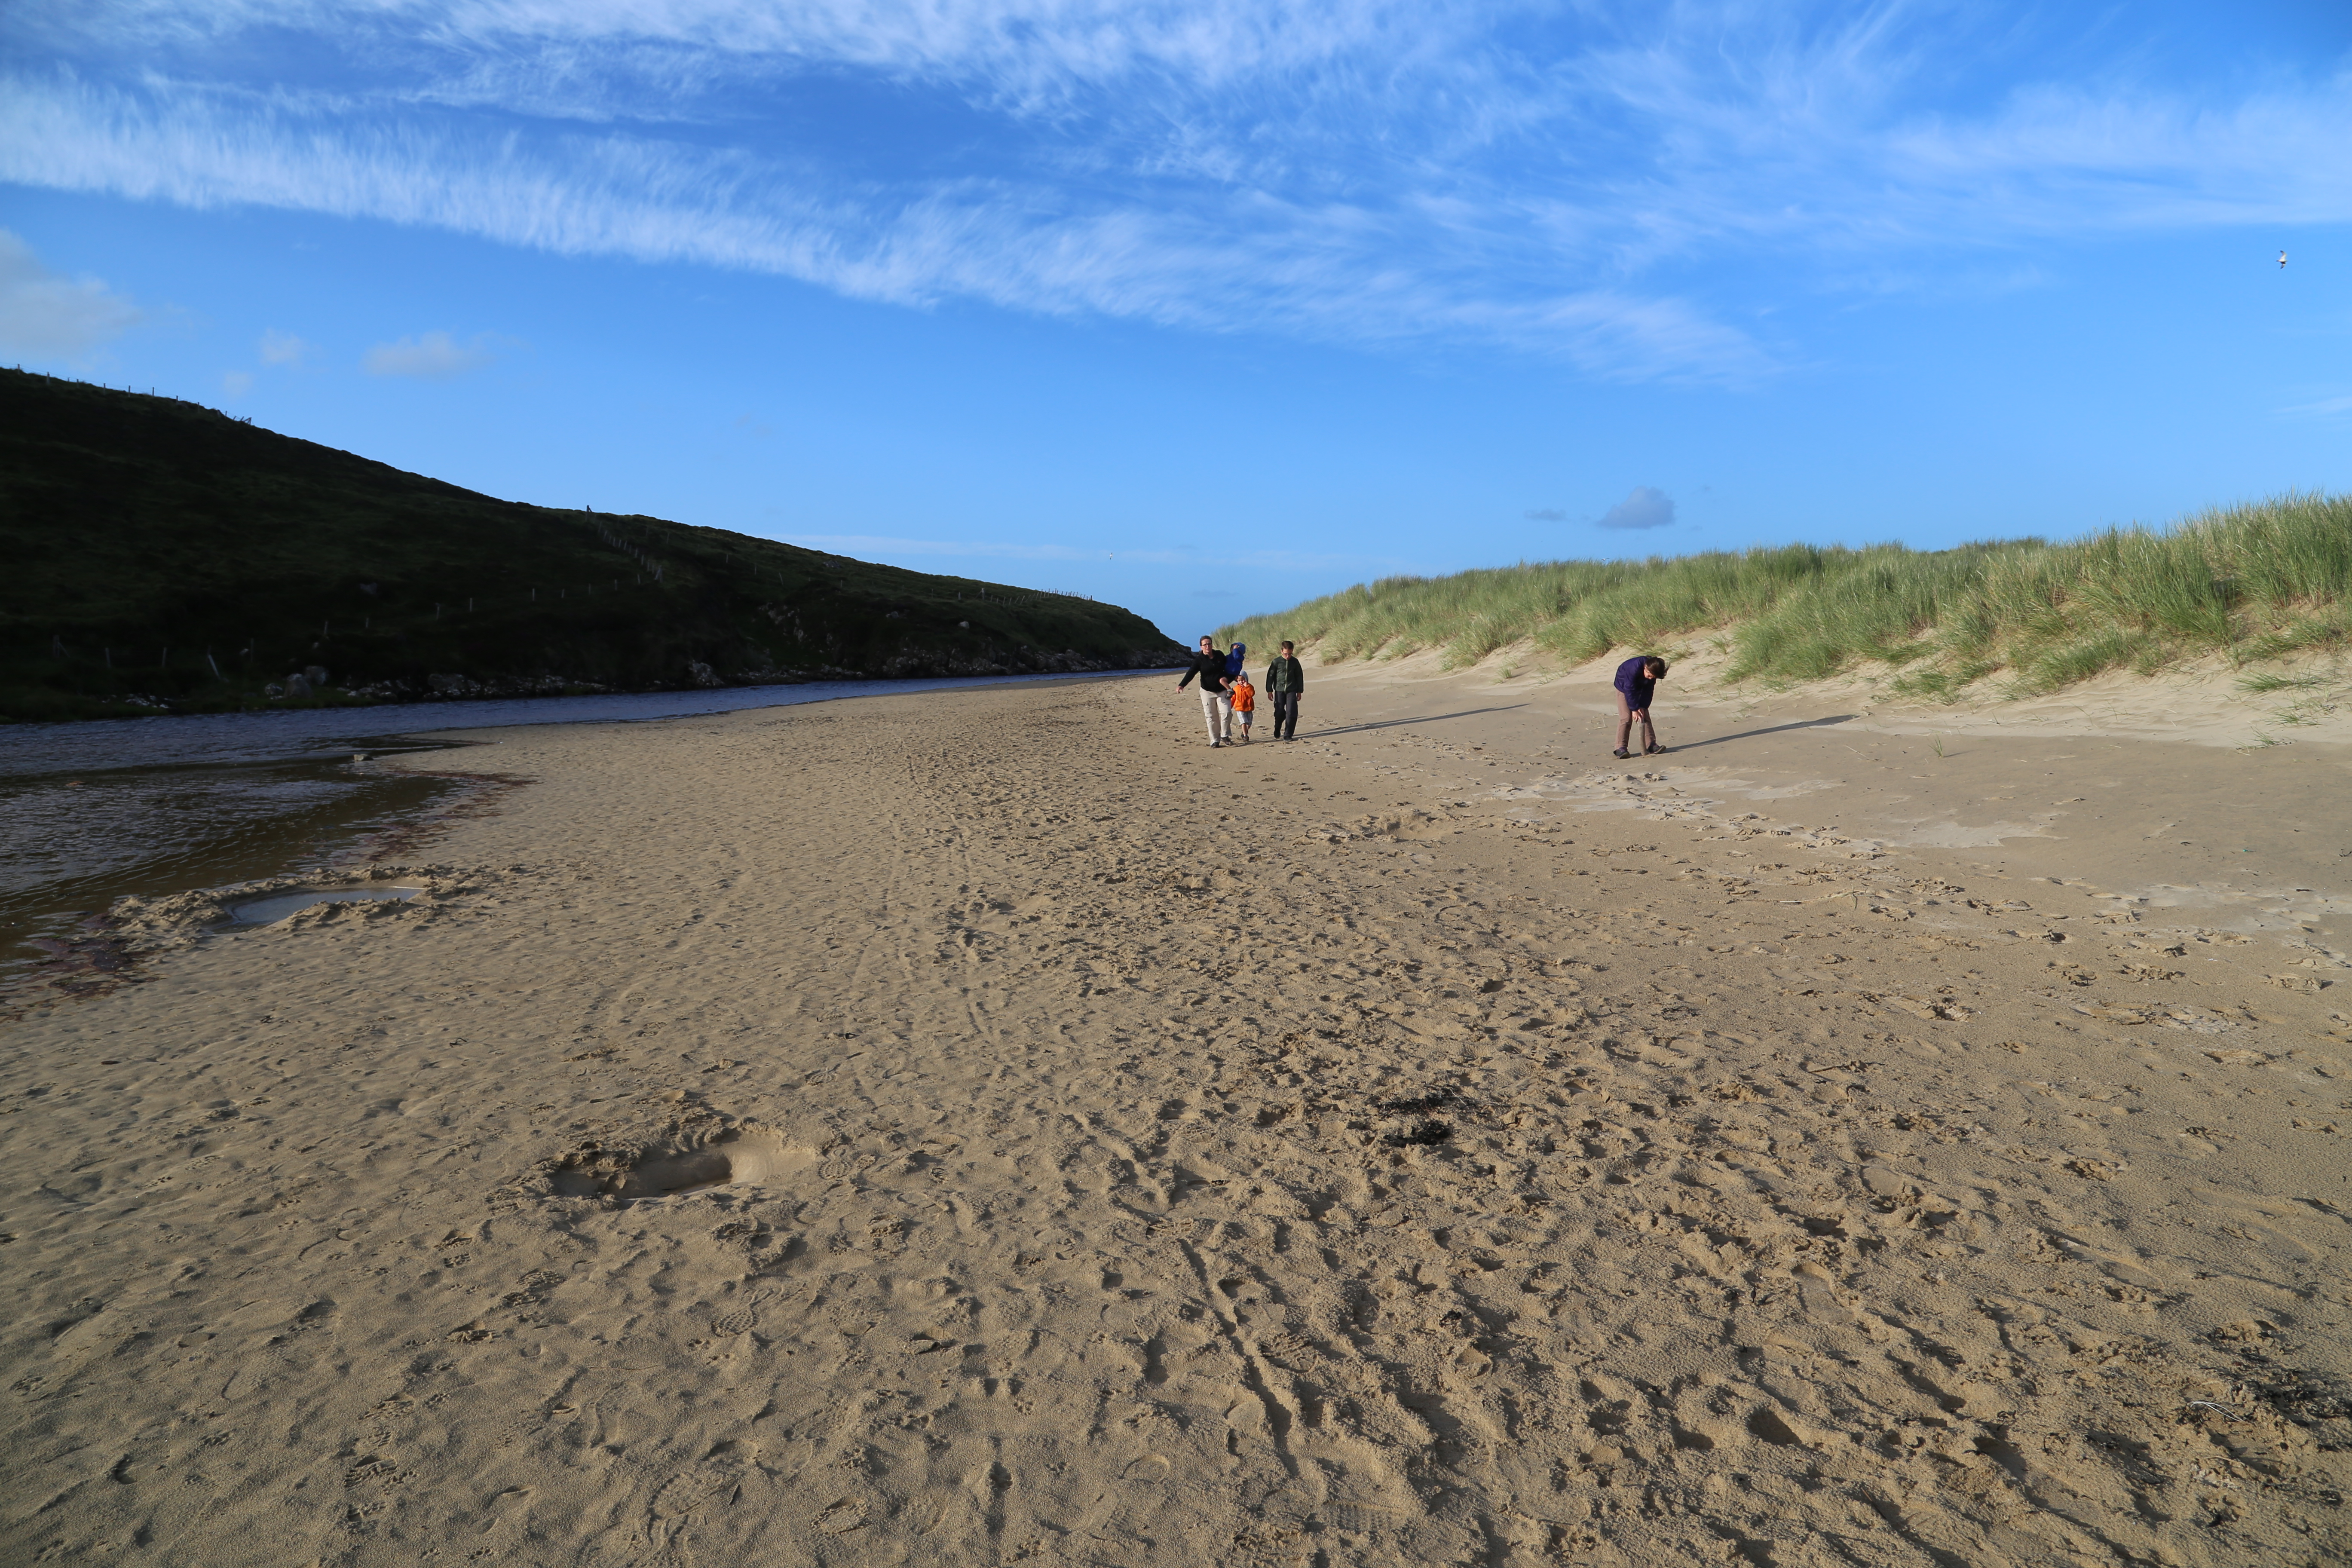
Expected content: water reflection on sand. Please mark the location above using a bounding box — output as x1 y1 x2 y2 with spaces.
1 671 1154 974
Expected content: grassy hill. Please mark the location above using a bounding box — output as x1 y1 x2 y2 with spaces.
1219 494 2350 697
0 369 1185 723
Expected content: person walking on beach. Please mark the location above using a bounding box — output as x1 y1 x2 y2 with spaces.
1265 640 1305 741
1228 669 1257 743
1613 654 1668 758
1177 636 1236 747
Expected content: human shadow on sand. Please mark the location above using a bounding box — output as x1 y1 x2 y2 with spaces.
1665 714 1858 752
1305 705 1530 739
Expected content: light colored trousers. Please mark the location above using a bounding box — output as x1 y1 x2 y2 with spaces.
1198 688 1232 742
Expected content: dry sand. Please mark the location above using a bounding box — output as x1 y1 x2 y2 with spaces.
4 664 2349 1567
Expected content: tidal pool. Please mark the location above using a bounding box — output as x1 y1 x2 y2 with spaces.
224 885 426 927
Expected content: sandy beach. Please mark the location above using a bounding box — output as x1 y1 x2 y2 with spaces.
4 665 2348 1567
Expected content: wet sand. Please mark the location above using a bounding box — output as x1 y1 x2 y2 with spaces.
3 666 2347 1566
0 673 1153 980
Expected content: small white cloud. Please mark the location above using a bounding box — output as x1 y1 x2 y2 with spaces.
364 329 494 379
222 368 253 398
0 229 140 358
1597 486 1675 531
259 328 313 365
1524 508 1567 522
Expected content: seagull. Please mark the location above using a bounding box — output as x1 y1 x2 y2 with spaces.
2279 250 2288 269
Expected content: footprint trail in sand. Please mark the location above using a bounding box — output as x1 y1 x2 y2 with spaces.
2 678 2347 1566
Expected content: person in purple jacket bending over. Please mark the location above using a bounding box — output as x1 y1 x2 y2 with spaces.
1612 654 1669 758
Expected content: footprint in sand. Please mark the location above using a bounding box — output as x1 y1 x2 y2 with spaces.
543 1122 815 1200
649 1440 756 1519
814 1497 870 1534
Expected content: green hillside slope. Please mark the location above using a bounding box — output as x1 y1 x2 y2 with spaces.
0 370 1184 722
1219 494 2350 696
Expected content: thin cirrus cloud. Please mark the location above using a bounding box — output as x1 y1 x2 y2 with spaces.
0 228 140 358
32 0 1458 107
363 329 496 379
0 73 1763 383
4 3 2350 380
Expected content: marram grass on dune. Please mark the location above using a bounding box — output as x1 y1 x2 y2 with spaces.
1218 493 2351 697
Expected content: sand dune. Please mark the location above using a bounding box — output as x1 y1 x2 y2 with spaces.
3 671 2346 1566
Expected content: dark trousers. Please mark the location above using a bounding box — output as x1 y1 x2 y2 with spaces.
1271 690 1301 739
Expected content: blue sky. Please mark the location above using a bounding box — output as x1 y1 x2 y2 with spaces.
3 2 2348 640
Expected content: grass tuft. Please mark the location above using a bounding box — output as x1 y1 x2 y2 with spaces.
2236 672 2322 694
1218 493 2350 696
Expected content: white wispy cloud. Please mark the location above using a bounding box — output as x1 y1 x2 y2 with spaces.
0 227 141 358
34 0 1450 104
5 3 2348 379
0 71 1756 380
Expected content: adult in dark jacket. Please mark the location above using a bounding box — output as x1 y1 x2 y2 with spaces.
1612 654 1668 757
1176 636 1235 747
1264 640 1306 741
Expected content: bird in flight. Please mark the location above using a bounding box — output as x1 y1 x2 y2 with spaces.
2279 250 2288 269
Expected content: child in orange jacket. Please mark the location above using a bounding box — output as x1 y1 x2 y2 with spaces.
1228 672 1257 742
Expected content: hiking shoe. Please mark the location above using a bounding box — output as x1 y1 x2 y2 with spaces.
1612 748 1632 759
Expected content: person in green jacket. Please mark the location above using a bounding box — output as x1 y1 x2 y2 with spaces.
1264 640 1305 741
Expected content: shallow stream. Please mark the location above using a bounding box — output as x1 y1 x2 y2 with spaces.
1 672 1149 979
